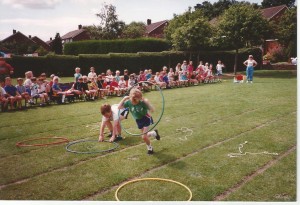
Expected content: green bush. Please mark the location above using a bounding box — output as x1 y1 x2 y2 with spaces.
64 38 171 55
7 48 262 78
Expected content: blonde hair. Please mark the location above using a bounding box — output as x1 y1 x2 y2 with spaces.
129 88 143 100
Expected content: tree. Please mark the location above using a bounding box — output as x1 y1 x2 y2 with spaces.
95 3 125 39
217 4 269 74
164 8 207 42
51 33 63 55
261 0 295 8
275 7 297 57
194 0 259 20
121 22 146 39
171 18 212 51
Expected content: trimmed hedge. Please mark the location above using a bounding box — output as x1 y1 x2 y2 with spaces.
63 38 171 55
7 48 262 78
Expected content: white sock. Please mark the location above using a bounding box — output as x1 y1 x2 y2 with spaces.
147 131 157 137
147 145 153 150
62 95 65 102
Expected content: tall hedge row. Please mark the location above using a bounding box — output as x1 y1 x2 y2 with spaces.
6 48 262 78
63 38 171 55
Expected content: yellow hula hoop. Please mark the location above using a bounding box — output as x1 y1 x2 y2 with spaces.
115 177 193 201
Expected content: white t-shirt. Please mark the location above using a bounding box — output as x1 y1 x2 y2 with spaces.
0 87 6 97
102 104 125 122
30 83 39 97
88 72 97 80
244 59 257 67
23 79 32 89
216 64 223 71
118 80 126 88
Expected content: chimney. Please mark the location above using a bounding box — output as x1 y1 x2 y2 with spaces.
50 37 52 41
147 19 151 25
28 35 31 39
13 29 16 34
78 24 82 30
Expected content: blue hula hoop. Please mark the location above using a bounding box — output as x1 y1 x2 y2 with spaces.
118 81 165 136
66 139 119 154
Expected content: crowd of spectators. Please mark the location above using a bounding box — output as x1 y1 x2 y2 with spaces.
0 60 225 112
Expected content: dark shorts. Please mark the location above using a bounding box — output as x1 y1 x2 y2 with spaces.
120 108 129 119
136 114 154 129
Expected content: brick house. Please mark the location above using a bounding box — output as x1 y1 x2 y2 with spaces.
61 25 90 44
145 19 168 38
1 30 39 55
260 5 288 55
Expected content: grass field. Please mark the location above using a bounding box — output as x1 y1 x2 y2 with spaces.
0 70 297 202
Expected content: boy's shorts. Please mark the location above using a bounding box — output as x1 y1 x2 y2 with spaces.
136 114 154 129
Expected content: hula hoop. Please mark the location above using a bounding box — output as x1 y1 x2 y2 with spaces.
115 177 192 201
65 139 119 154
118 81 165 136
16 137 69 147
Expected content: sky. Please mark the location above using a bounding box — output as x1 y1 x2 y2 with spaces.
0 0 270 42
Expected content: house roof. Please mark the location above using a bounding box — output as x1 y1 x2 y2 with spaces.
31 36 51 50
146 20 168 34
261 4 288 20
1 31 36 44
61 29 86 40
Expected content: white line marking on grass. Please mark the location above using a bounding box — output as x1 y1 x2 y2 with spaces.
214 145 296 201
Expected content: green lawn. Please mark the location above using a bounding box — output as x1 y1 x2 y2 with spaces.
0 70 297 202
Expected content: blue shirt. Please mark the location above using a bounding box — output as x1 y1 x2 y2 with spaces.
52 83 61 91
4 85 17 96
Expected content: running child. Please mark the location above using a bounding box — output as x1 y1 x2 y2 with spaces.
118 88 160 155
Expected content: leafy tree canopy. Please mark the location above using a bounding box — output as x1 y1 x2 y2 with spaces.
261 0 295 8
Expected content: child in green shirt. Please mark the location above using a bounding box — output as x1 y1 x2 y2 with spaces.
118 88 160 154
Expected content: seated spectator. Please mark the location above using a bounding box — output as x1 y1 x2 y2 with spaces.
167 68 176 87
162 71 171 89
154 72 166 88
106 77 119 96
128 74 136 88
24 71 33 95
74 67 82 82
88 67 97 82
115 70 121 83
173 71 181 87
52 76 71 104
118 76 128 96
40 73 51 94
69 76 84 96
37 77 49 104
96 75 108 99
179 71 189 86
123 69 129 86
87 77 98 100
0 84 8 111
189 71 199 85
138 70 146 82
31 77 46 107
16 78 31 107
145 69 152 80
4 77 22 110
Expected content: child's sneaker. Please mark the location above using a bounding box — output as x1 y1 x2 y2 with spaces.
115 135 123 141
154 129 160 140
147 149 154 155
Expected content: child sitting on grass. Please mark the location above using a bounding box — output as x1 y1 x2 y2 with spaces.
118 88 160 155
